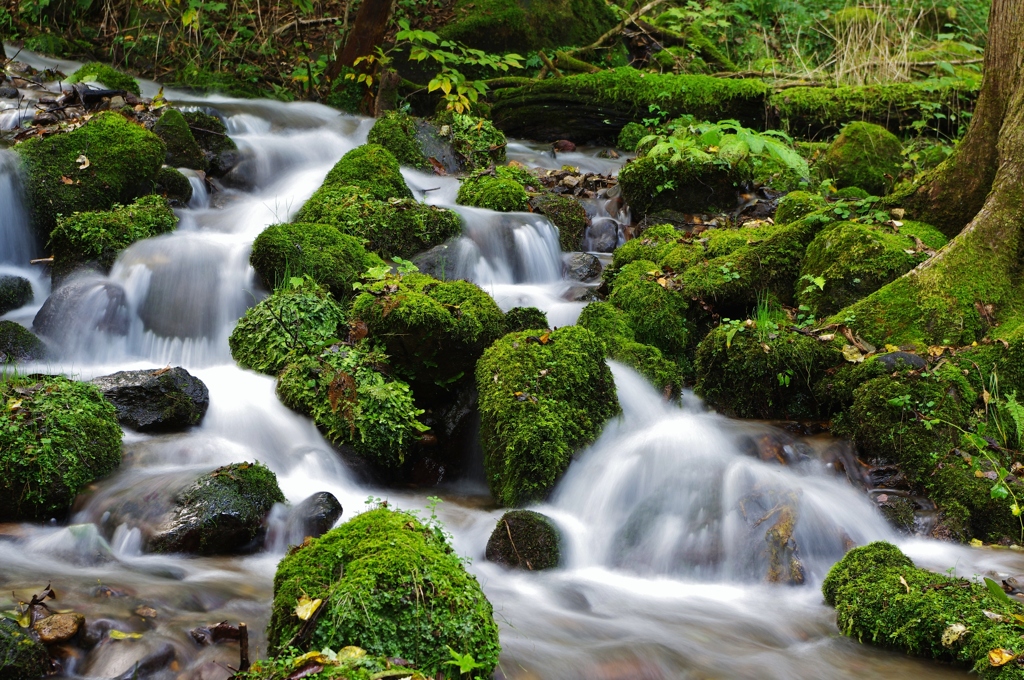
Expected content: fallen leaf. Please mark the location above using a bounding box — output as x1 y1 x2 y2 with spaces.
899 575 910 593
109 630 143 640
942 623 968 648
76 154 90 170
817 333 835 342
295 595 322 622
970 538 984 548
989 648 1016 667
336 646 366 660
286 663 324 679
61 175 74 185
842 345 865 363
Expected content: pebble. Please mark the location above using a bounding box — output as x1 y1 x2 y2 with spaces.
34 612 85 643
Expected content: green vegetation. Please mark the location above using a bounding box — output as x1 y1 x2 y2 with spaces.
66 61 141 95
439 0 616 53
0 322 46 364
0 618 48 680
821 122 904 195
456 174 529 212
441 112 509 168
504 306 549 333
0 276 33 316
531 193 588 251
774 190 827 225
617 122 648 152
0 375 122 521
608 260 691 360
154 166 194 205
239 649 429 680
322 145 412 201
180 111 238 175
485 509 561 570
366 111 429 169
153 108 207 170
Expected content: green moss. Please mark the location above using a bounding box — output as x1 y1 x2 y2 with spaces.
48 195 177 279
823 541 1024 679
366 111 429 169
835 186 871 200
611 224 680 273
456 174 529 212
504 306 549 333
0 375 122 521
266 507 500 677
617 122 648 152
239 650 428 680
153 108 207 170
485 509 560 570
0 321 46 364
438 0 616 54
798 220 948 316
684 23 738 71
179 110 238 174
531 193 588 251
821 122 904 195
0 618 48 680
250 223 385 301
154 166 194 205
15 111 166 237
775 190 827 225
477 326 619 506
66 61 141 95
618 152 739 217
694 324 842 419
228 279 347 375
438 112 509 170
295 185 461 259
322 144 412 201
0 276 33 316
608 260 691 360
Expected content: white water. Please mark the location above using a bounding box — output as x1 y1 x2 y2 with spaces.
0 61 1016 680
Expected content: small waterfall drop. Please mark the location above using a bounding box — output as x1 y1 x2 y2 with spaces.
0 149 36 265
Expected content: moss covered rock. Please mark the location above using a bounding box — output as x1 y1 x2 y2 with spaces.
239 649 428 680
180 110 239 176
266 506 500 677
820 122 903 195
441 112 509 169
457 174 529 212
251 222 385 300
477 326 619 506
0 375 122 521
531 193 588 251
295 185 461 259
366 111 429 169
485 509 561 570
322 144 412 201
0 618 48 680
610 223 680 274
153 108 207 170
66 61 141 95
16 111 166 237
228 279 347 375
774 190 826 225
149 462 284 555
438 0 616 53
617 122 648 152
823 542 1024 679
608 259 691 360
49 194 177 280
0 321 46 363
154 166 194 205
618 152 739 217
0 275 33 315
504 306 549 333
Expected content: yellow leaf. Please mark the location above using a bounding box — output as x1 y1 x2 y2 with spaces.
109 630 143 640
295 595 322 621
842 345 864 363
975 469 986 478
707 145 719 152
899 575 910 593
336 646 366 660
989 648 1016 667
6 398 22 411
970 538 984 548
293 650 330 666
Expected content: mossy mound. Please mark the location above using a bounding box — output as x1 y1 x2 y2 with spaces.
438 0 616 53
322 144 412 201
366 111 428 169
835 186 871 200
154 166 194 205
617 122 648 152
798 220 948 316
0 275 33 315
456 174 529 212
0 618 48 680
608 259 691 360
477 326 619 506
820 122 903 195
504 306 549 333
266 507 500 677
618 152 739 217
153 108 207 170
149 462 285 555
775 190 827 225
66 61 141 95
49 194 177 280
180 110 239 175
294 186 461 260
485 509 561 570
0 321 46 363
439 112 509 170
694 324 842 419
610 223 680 274
350 273 505 384
228 280 347 375
531 193 588 251
277 344 427 469
238 649 428 680
16 111 167 237
823 542 1024 679
250 223 385 300
0 375 122 521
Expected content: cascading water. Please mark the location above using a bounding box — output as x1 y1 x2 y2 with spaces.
2 56 1019 680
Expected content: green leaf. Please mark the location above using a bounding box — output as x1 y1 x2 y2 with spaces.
986 577 1015 605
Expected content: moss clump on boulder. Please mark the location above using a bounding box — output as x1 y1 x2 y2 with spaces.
531 193 588 251
610 223 680 274
617 122 648 152
154 166 194 205
295 185 461 260
608 259 691 360
16 111 166 237
485 509 561 570
0 375 122 521
149 462 285 555
366 111 429 169
180 110 239 175
823 541 1024 678
798 220 948 316
477 326 619 506
439 112 509 169
322 144 412 201
277 344 427 469
239 650 428 680
457 174 529 212
153 108 207 170
504 306 549 333
49 195 177 280
618 152 739 217
228 279 347 375
820 122 903 195
0 322 46 364
438 0 616 53
266 506 500 677
251 222 385 300
0 275 33 316
66 61 141 95
775 190 827 225
0 618 48 680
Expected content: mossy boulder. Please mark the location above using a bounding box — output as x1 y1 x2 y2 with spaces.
250 222 385 300
610 223 680 274
180 110 239 176
608 259 691 360
152 108 207 170
440 112 508 169
618 152 739 217
617 122 648 152
149 462 285 555
90 366 209 432
485 509 561 570
456 174 529 212
798 220 948 316
322 144 412 201
295 185 461 260
0 275 32 315
16 111 166 237
477 326 619 506
694 325 843 419
66 61 141 95
0 618 48 680
228 279 347 375
48 194 177 280
0 375 122 521
820 122 903 195
504 306 549 333
531 193 588 251
0 321 46 363
366 111 429 169
277 344 427 469
266 507 500 677
823 542 1024 679
154 166 194 205
350 273 505 384
774 190 827 225
438 0 616 53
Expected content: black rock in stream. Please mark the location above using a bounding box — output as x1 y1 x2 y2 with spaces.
485 510 561 571
286 492 343 542
33 277 130 342
564 252 602 282
0 274 32 315
91 367 209 432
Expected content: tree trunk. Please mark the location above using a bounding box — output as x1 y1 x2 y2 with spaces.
326 0 395 82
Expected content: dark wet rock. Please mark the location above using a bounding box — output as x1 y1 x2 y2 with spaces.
149 462 285 555
586 218 619 252
218 154 258 191
485 510 561 570
180 110 239 177
0 275 32 315
189 661 234 680
875 351 926 371
738 430 813 466
91 367 209 432
0 320 46 363
0 85 18 98
636 209 693 234
109 642 176 680
411 243 460 280
564 285 601 302
287 492 343 541
0 617 48 679
564 252 601 281
872 491 918 534
33 613 84 644
33 278 130 341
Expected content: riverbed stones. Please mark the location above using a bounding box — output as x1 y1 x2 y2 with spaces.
90 367 210 432
33 278 131 343
33 613 85 644
564 252 601 281
0 321 46 363
287 491 343 541
485 510 561 570
0 275 32 315
0 617 48 680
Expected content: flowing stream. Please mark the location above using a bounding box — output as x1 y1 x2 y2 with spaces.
2 56 1022 679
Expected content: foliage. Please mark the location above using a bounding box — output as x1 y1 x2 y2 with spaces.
366 111 429 169
66 61 141 95
775 190 827 224
0 618 48 680
617 122 648 152
152 108 207 170
608 259 691 360
0 322 46 364
820 121 904 195
456 174 528 212
439 112 510 168
322 144 412 201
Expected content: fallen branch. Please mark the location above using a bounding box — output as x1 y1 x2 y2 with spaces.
537 51 563 78
273 15 345 35
567 0 669 55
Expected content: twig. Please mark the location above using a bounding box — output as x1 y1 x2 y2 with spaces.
537 51 563 78
239 622 250 672
567 0 669 55
273 15 344 35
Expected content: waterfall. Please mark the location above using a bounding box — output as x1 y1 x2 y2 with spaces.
0 149 36 265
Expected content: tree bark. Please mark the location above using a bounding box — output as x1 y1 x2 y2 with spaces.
326 0 395 82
